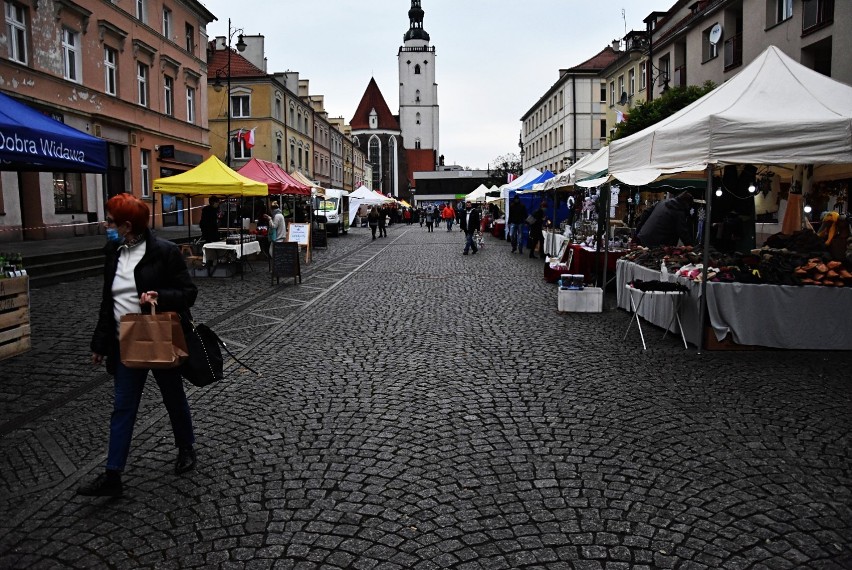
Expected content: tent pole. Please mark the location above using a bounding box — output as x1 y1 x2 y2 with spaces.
240 195 244 281
187 196 191 242
697 166 714 354
602 183 611 296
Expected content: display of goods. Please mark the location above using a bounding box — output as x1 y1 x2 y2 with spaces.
793 258 852 287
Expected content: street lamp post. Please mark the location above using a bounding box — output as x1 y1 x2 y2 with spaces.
518 131 525 175
212 19 246 167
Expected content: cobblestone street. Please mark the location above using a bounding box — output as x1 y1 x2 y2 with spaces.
1 225 851 569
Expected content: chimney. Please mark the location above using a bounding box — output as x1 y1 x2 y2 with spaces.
612 39 621 51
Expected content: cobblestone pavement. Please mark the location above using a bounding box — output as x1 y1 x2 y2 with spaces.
1 224 851 569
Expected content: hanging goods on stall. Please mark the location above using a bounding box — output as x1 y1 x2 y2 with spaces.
119 303 188 369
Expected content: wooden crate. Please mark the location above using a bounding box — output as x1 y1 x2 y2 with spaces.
0 276 31 361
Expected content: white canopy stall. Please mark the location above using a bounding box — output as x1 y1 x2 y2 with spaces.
608 45 852 350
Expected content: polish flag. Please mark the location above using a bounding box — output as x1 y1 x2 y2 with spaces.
507 173 517 183
243 128 256 149
234 128 243 142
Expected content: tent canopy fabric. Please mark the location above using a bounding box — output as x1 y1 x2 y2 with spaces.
290 170 325 196
0 91 108 172
608 45 852 185
237 158 310 195
517 170 556 193
465 183 490 202
501 168 542 192
153 155 267 196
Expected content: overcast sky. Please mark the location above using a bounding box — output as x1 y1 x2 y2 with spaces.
199 0 667 170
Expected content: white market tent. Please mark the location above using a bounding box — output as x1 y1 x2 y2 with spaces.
608 45 852 185
543 146 611 191
607 45 852 351
465 183 490 202
348 185 394 226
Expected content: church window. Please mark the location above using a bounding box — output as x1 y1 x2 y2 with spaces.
414 64 421 75
415 138 421 149
369 137 381 190
416 112 421 125
389 136 397 196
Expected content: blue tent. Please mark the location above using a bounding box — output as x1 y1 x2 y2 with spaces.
0 91 107 172
516 170 555 190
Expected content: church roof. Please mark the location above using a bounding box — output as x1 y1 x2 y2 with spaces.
350 78 400 131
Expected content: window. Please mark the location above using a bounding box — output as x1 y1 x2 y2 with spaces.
104 47 117 96
298 148 302 169
136 0 146 23
415 89 421 102
600 119 607 139
140 149 150 198
618 75 625 103
628 68 635 95
186 86 195 123
274 95 281 120
640 61 647 90
289 142 295 165
137 63 148 106
802 0 834 33
62 27 80 82
163 75 174 116
772 0 793 24
609 81 615 106
232 137 251 160
184 22 194 53
600 84 607 102
703 26 719 61
53 172 83 213
416 112 421 125
369 137 380 189
276 139 282 162
5 1 27 64
162 7 171 39
289 107 295 126
414 64 421 74
231 94 250 118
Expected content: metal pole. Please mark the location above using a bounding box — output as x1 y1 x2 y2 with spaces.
697 165 714 353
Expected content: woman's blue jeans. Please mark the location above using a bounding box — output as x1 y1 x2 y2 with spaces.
107 361 194 472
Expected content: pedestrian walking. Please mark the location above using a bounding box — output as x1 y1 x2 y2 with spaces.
433 204 442 228
379 205 388 237
460 201 482 255
442 203 455 231
269 201 286 256
79 193 198 498
368 205 380 240
404 208 412 225
424 205 435 232
528 201 548 259
508 195 527 254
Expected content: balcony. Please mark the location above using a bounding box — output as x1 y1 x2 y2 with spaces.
724 33 742 71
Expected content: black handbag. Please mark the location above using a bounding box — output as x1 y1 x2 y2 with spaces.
180 321 224 387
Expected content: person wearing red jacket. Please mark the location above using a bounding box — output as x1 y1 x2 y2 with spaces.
442 204 456 231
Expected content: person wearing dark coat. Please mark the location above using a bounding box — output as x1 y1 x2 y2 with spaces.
637 192 694 247
79 194 198 498
199 196 220 243
527 202 548 259
460 201 482 255
508 196 527 254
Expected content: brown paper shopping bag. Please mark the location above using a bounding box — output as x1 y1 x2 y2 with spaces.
119 306 188 369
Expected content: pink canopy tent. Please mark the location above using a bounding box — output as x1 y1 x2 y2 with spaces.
237 158 310 195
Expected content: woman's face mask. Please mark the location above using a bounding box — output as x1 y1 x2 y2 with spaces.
105 227 124 243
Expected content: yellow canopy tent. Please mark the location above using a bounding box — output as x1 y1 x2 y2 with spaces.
153 155 268 245
290 171 325 197
153 155 267 196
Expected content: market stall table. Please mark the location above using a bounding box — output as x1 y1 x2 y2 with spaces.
616 259 852 350
201 241 261 277
623 284 688 350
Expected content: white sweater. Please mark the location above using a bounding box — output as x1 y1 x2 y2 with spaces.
112 241 147 333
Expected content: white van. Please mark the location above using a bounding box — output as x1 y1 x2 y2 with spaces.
313 189 350 236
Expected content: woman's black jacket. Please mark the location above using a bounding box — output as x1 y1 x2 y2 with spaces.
90 229 197 371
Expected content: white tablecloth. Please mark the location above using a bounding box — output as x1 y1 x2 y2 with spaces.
543 232 567 258
202 241 261 264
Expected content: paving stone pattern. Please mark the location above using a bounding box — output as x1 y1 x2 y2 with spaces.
1 225 851 569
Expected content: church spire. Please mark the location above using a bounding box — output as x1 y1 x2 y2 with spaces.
404 0 430 42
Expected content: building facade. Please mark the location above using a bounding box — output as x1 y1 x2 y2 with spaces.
520 46 620 176
601 31 650 142
645 0 851 102
1 0 215 241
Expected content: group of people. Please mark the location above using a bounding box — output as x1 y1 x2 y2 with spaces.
508 196 549 260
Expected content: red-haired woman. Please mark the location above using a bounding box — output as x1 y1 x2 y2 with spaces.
79 193 198 497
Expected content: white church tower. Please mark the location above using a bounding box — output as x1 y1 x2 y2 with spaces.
398 0 439 161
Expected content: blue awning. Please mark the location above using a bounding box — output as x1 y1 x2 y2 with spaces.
0 91 108 172
516 170 555 190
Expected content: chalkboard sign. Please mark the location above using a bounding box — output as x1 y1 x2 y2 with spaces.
313 227 328 249
271 241 301 285
287 223 310 246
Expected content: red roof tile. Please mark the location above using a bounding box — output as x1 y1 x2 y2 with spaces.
207 44 266 78
350 78 400 131
568 46 621 72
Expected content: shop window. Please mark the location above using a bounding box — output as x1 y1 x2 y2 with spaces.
5 1 28 65
140 149 150 198
53 172 83 213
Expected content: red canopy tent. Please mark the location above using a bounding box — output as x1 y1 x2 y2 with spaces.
237 158 310 195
